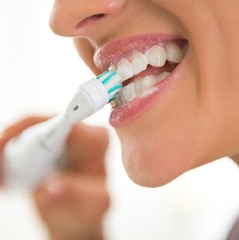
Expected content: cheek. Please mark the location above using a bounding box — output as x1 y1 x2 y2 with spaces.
115 82 199 186
116 86 226 188
73 38 100 74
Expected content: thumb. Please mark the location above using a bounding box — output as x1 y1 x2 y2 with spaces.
0 116 49 186
0 116 49 150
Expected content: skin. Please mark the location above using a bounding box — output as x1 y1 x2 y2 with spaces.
1 0 239 239
50 0 239 187
0 118 109 240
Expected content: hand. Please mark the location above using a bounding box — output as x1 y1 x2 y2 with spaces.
0 117 110 240
0 116 49 186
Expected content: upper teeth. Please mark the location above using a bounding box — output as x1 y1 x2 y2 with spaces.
111 41 186 106
146 45 167 67
116 41 185 82
117 58 134 81
131 51 148 75
166 42 184 63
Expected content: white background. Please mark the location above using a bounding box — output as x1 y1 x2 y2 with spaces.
1 0 239 239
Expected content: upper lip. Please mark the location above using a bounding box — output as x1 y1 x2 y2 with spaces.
93 33 183 71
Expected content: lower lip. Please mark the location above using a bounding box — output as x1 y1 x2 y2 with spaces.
109 54 188 128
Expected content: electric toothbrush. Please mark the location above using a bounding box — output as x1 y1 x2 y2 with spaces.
3 69 122 189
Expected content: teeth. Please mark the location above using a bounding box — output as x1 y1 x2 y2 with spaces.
117 58 134 81
113 71 170 105
142 75 158 90
115 42 185 83
122 82 137 102
131 51 148 75
158 71 170 81
111 94 124 107
121 92 127 104
113 41 186 106
166 42 184 63
134 78 143 96
114 91 126 106
146 46 167 67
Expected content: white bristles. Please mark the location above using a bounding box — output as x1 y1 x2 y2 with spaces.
96 69 122 101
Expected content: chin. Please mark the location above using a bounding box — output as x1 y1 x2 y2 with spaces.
121 141 190 188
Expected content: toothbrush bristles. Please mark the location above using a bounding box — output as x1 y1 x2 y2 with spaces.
97 69 122 100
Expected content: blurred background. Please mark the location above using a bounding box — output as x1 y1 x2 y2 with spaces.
1 0 239 239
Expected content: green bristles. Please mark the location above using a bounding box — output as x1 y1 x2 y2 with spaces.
97 69 122 101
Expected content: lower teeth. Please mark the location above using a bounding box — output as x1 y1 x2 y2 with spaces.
112 71 170 107
111 41 188 107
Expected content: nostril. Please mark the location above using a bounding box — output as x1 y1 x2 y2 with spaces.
93 13 105 19
75 14 105 29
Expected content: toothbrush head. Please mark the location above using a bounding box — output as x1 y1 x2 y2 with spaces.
96 69 122 101
64 69 122 124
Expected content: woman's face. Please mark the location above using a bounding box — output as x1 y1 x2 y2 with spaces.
50 0 239 187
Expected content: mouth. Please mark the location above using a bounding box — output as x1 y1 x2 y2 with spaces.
94 34 188 126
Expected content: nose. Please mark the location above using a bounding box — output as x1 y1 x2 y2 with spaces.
50 0 126 37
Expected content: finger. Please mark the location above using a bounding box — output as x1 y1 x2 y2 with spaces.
66 123 109 178
0 116 49 186
34 174 109 240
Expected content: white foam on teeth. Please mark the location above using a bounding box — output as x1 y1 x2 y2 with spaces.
115 71 171 104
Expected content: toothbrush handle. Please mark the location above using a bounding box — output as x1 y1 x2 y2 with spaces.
3 79 109 188
2 78 110 189
3 115 71 189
